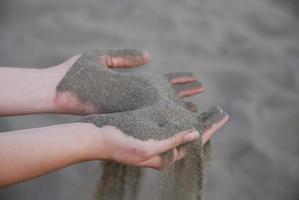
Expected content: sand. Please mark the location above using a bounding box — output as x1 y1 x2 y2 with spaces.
81 104 226 200
0 0 298 199
59 49 227 199
57 49 203 114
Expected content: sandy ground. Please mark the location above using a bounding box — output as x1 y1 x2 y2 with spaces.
0 0 299 199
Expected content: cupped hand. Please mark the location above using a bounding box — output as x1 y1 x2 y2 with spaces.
83 103 229 170
92 127 198 169
52 49 204 114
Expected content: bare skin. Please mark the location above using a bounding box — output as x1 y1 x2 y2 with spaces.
0 50 203 116
0 124 194 187
0 118 228 188
0 50 228 188
54 50 205 115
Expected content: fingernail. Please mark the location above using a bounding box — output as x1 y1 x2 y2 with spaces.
184 130 199 142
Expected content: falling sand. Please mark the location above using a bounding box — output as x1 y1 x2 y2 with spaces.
57 49 228 200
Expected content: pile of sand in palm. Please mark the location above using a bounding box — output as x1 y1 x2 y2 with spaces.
57 49 227 200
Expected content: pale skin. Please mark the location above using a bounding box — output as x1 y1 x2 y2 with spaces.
0 51 228 188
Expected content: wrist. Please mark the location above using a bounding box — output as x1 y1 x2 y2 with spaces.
76 123 113 161
37 68 60 113
57 122 100 162
42 65 68 113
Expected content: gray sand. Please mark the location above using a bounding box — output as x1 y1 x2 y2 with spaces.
81 102 226 200
59 49 227 199
1 0 298 200
57 49 202 113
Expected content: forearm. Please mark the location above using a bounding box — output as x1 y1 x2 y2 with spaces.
0 66 65 116
0 122 98 188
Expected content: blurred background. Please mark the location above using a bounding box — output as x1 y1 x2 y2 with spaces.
0 0 298 199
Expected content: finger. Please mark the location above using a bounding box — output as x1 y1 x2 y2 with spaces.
165 72 198 84
171 148 187 163
183 101 198 112
138 148 186 170
197 106 229 144
101 49 150 68
147 129 200 156
138 155 163 170
172 148 179 162
202 114 229 144
173 81 204 98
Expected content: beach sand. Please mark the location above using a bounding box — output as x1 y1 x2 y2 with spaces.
0 0 298 199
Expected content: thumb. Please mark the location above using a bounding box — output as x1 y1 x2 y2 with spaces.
101 49 150 68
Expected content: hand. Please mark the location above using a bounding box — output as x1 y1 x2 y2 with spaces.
53 49 204 114
0 49 202 116
83 103 229 169
91 126 200 169
0 111 227 188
